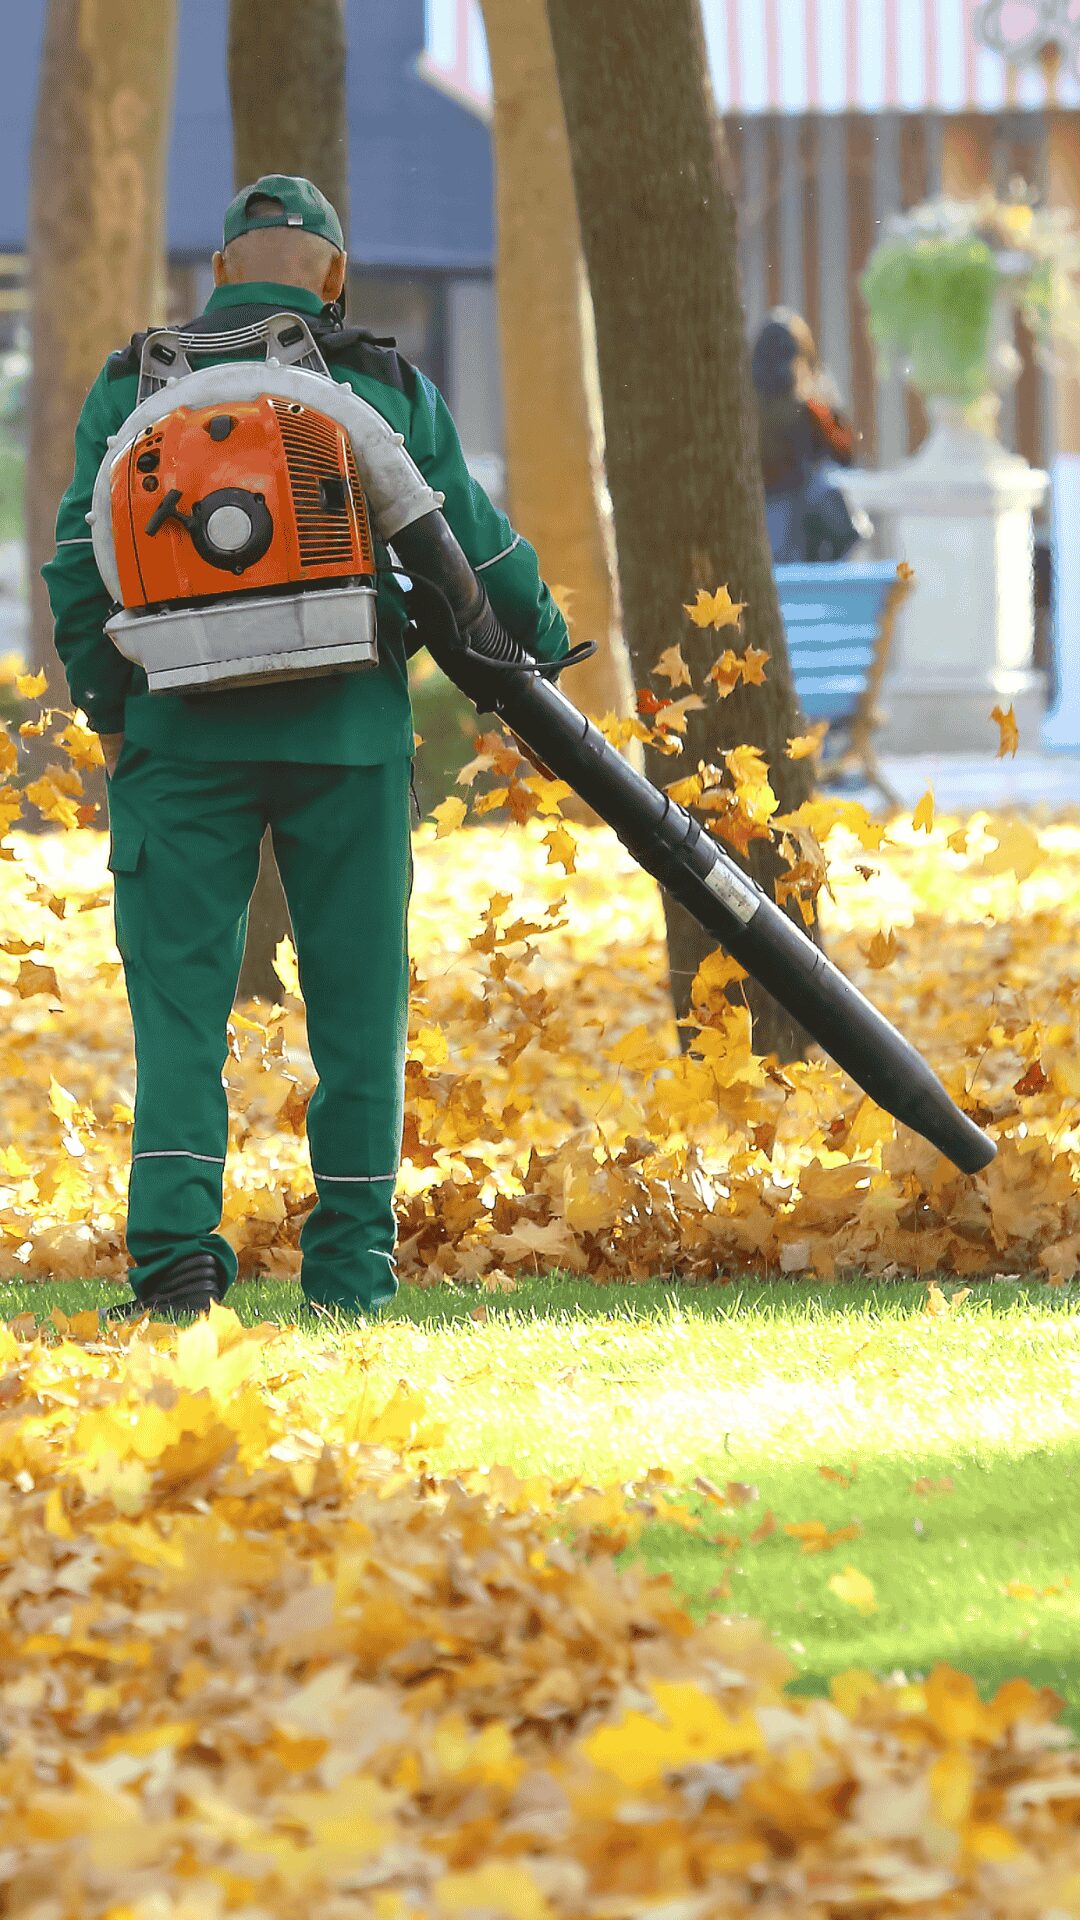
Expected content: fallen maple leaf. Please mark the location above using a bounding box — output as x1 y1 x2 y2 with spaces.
828 1565 878 1614
431 795 467 838
655 693 706 735
724 1479 758 1507
684 586 746 631
991 703 1019 758
605 1024 667 1074
703 646 768 699
653 643 692 688
55 717 104 772
784 1519 863 1554
706 650 742 697
1004 1577 1070 1601
786 721 829 761
543 824 578 874
15 961 61 1002
818 1462 858 1488
1039 1232 1080 1283
25 773 82 833
861 929 898 970
1013 1059 1049 1097
912 788 935 834
980 818 1042 883
724 744 777 827
276 1081 310 1136
272 935 301 1002
0 788 22 835
923 1282 973 1318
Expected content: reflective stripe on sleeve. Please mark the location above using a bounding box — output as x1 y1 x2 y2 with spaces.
475 536 521 572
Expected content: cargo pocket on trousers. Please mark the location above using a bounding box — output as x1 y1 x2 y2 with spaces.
107 823 145 965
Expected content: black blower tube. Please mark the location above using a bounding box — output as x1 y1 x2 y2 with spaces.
394 513 996 1176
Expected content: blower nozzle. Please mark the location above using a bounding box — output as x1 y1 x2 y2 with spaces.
395 511 996 1179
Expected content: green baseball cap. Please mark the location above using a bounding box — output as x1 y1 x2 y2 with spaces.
222 174 345 252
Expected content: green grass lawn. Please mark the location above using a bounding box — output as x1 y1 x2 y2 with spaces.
4 1274 1079 1732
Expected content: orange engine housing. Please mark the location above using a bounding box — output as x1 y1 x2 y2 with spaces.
112 395 376 610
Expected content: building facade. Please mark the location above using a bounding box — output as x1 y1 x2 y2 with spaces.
2 0 504 486
5 1 1073 493
423 0 1074 483
6 0 1079 710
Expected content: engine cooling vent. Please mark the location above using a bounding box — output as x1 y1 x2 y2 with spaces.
272 399 369 572
343 436 376 571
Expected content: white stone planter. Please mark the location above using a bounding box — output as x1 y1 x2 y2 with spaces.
840 401 1048 755
1043 451 1080 753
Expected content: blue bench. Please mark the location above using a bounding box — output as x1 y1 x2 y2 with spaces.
774 560 912 806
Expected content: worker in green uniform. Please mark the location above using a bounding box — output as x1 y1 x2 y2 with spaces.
43 174 568 1320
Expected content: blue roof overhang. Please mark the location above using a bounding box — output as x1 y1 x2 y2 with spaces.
0 0 494 271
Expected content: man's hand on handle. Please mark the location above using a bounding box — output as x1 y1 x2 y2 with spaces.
100 732 124 778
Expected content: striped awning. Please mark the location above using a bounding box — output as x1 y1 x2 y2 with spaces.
420 0 1080 119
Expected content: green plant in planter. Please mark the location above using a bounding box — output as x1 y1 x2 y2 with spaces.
861 192 1080 414
861 235 1000 404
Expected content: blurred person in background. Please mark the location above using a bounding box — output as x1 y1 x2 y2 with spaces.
751 308 866 565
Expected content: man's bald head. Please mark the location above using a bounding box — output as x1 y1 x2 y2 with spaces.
212 194 347 302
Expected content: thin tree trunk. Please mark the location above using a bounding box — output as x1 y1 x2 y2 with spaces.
28 0 177 703
228 0 348 204
480 0 633 727
546 0 815 1059
228 0 347 1002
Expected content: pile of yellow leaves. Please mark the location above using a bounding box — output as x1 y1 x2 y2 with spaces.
1 1304 1078 1917
2 666 1080 1285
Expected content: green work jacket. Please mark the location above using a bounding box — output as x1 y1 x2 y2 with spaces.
42 281 569 764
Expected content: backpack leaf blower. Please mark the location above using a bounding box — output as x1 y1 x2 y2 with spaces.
90 314 996 1176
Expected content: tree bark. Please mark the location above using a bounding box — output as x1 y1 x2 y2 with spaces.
28 0 177 702
480 0 633 727
228 0 348 211
546 0 815 1059
228 0 347 1002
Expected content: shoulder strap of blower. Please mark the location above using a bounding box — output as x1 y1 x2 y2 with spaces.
106 303 416 399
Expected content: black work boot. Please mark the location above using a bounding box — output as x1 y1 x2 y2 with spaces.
107 1252 229 1322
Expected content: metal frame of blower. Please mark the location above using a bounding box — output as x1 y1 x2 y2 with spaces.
89 316 443 694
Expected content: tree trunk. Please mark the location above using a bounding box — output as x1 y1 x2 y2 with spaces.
228 0 347 1002
28 0 177 702
228 0 348 207
546 0 815 1059
480 0 633 727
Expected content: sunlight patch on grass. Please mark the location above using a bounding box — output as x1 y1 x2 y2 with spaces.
2 1275 1078 1724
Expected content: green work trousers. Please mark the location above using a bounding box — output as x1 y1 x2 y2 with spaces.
104 744 412 1311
